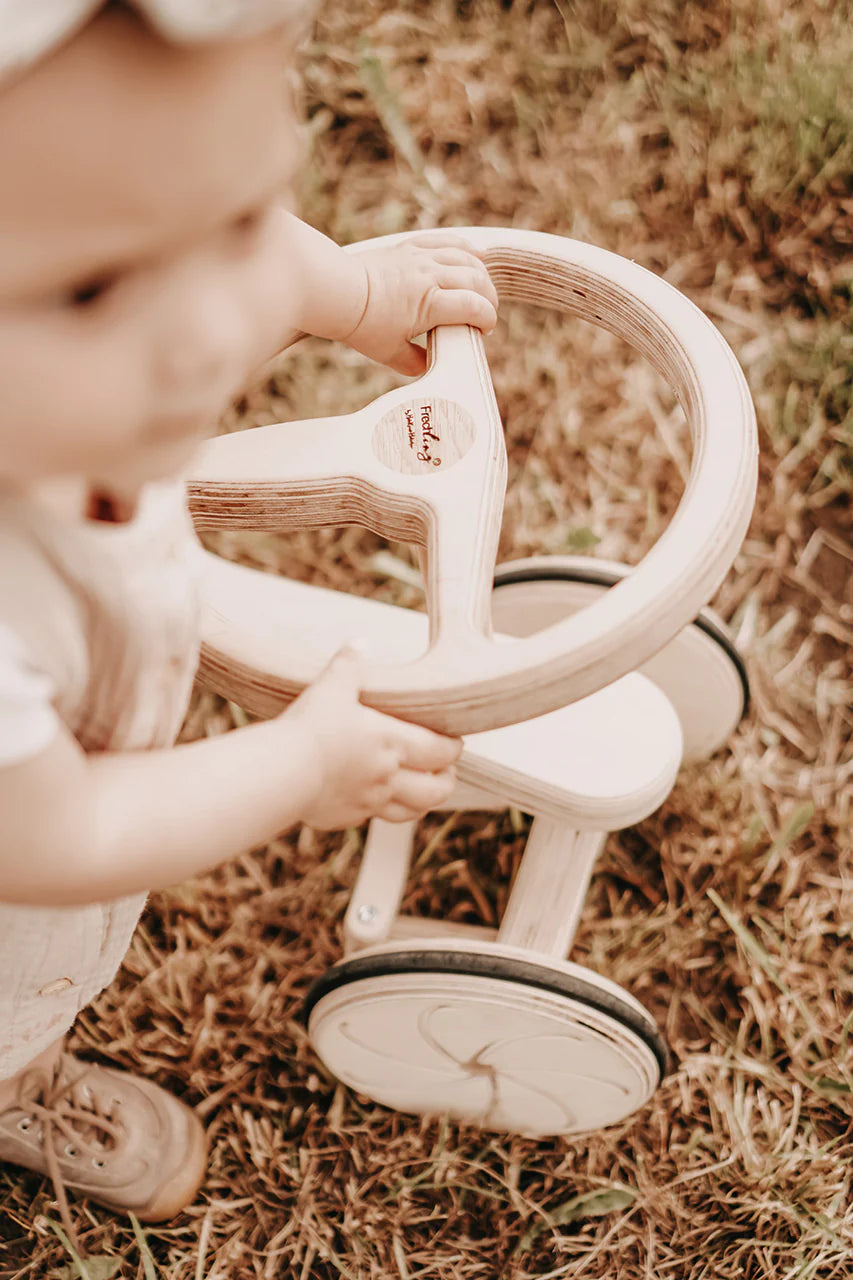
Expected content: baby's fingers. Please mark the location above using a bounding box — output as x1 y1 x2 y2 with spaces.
386 765 458 818
429 252 500 311
405 231 486 258
389 719 462 771
310 644 364 695
378 800 429 824
417 284 498 336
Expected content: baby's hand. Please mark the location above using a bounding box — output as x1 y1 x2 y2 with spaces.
345 233 499 374
284 647 462 830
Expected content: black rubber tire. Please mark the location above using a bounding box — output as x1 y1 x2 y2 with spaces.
304 946 670 1078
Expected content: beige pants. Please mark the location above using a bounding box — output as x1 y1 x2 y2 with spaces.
0 896 146 1077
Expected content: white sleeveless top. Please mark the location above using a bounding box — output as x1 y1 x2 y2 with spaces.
0 479 201 1076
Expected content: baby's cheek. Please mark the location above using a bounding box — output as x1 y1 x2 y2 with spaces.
0 327 143 475
0 334 85 470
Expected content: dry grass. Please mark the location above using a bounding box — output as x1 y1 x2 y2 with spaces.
2 0 851 1276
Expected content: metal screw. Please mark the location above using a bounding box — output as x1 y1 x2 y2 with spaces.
356 903 379 924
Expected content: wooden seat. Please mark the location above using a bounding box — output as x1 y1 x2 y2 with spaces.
200 551 683 829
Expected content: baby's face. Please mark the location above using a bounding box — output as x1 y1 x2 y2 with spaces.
0 12 300 494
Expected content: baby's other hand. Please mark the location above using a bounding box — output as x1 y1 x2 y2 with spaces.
284 647 462 830
346 233 499 374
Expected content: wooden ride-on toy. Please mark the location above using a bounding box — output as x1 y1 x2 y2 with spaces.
188 228 757 1137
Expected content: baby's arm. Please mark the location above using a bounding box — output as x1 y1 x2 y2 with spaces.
0 650 460 907
276 215 499 374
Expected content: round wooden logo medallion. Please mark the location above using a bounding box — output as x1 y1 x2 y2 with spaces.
371 397 477 476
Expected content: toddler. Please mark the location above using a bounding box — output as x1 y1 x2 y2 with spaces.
0 0 498 1232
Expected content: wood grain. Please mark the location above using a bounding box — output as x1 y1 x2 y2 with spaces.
189 228 758 733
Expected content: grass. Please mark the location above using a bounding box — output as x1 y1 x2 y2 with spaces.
764 320 853 493
2 0 851 1276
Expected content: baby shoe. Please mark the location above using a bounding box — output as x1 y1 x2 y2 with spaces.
0 1048 208 1226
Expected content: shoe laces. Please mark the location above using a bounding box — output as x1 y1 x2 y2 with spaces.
17 1054 124 1258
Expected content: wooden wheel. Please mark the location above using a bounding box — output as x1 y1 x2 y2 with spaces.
491 556 749 762
189 228 757 733
305 940 667 1137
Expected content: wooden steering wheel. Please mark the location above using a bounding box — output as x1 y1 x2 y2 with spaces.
188 228 757 734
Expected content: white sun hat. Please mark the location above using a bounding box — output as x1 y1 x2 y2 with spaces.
0 0 311 82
